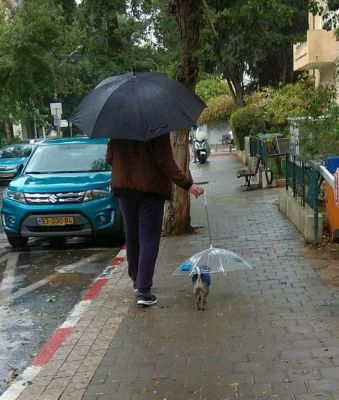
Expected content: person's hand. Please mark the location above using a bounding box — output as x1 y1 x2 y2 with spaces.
190 184 204 198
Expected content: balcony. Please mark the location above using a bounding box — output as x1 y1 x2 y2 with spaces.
293 29 339 71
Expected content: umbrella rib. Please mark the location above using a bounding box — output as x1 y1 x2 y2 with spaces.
189 250 205 275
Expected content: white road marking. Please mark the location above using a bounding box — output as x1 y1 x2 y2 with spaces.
0 366 42 400
55 253 107 273
10 278 49 302
0 254 19 306
60 300 92 329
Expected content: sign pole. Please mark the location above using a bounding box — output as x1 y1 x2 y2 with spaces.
50 103 63 137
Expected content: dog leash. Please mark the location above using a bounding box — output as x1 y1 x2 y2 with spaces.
195 181 212 248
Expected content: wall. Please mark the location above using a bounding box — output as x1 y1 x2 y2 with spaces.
206 121 232 145
278 189 323 242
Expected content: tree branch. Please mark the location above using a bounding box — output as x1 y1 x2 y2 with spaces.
202 0 217 38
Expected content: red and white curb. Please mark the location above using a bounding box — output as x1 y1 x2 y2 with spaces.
0 247 127 400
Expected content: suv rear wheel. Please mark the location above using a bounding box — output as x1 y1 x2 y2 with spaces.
7 234 28 248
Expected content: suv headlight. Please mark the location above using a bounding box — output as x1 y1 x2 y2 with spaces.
3 188 26 203
83 185 111 202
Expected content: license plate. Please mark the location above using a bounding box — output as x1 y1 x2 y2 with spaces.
0 173 14 178
37 216 75 226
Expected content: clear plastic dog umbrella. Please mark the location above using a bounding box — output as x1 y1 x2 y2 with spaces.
173 186 253 277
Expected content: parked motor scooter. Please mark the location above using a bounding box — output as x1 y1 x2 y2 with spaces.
193 126 211 164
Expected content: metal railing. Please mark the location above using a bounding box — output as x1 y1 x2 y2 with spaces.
249 136 268 167
285 152 320 242
250 135 288 178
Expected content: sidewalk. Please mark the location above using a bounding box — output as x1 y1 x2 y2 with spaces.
15 154 339 400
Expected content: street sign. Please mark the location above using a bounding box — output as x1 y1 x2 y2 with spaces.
50 103 62 116
335 168 339 207
60 120 68 128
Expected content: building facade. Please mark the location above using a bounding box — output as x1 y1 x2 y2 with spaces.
293 1 339 89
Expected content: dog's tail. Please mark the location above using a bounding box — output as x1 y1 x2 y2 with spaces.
192 266 211 286
192 266 202 284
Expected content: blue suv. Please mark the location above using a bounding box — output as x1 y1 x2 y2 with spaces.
1 137 124 248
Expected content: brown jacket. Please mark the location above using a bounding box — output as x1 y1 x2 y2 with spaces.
106 134 193 200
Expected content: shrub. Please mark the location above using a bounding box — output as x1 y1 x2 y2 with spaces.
230 106 266 151
266 81 336 133
196 78 230 103
198 95 235 126
245 87 275 112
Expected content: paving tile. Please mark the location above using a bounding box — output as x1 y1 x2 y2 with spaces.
271 381 309 395
308 379 339 392
294 394 336 400
286 368 321 381
319 366 339 378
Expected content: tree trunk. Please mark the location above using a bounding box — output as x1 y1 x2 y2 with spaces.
107 13 121 54
227 77 244 107
163 130 193 235
4 123 13 140
163 0 200 236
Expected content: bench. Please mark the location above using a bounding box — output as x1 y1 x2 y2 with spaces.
219 135 235 152
237 155 261 190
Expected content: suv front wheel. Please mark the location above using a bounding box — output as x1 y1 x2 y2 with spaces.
6 234 28 248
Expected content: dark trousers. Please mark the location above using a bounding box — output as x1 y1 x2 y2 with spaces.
118 196 165 293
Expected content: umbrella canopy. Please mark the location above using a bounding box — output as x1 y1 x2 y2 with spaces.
173 246 253 276
69 71 206 142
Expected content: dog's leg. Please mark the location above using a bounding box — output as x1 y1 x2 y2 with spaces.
196 294 202 310
202 295 207 311
194 290 200 310
195 291 202 310
199 294 205 311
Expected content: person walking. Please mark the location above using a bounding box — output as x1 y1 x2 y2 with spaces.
106 133 204 306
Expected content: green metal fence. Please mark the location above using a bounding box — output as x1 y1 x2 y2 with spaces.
250 135 287 178
285 152 320 242
249 136 268 167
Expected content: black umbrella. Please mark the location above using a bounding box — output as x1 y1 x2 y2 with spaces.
69 71 206 142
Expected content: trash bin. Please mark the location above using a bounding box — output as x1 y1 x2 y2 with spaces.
325 156 339 173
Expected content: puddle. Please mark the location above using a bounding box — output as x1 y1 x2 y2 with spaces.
48 272 84 285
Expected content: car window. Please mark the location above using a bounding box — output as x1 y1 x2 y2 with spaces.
25 143 111 173
0 145 33 159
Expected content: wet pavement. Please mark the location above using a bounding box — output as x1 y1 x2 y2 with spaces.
0 233 118 395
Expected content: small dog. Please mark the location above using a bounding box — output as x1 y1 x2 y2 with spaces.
192 267 211 311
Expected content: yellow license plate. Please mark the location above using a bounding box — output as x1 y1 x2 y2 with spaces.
37 216 75 226
0 173 14 178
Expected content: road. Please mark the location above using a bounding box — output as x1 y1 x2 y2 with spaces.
0 187 119 395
